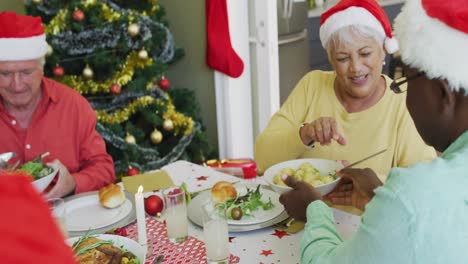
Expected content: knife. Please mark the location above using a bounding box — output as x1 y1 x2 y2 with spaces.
340 148 387 170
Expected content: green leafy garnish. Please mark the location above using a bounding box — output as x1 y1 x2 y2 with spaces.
216 185 274 220
19 161 52 179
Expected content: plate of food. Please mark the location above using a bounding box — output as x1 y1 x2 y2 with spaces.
65 184 133 232
188 181 286 231
67 234 145 264
18 156 58 192
263 158 343 195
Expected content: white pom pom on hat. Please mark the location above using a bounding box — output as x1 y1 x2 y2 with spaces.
0 12 48 61
319 0 398 54
394 0 468 91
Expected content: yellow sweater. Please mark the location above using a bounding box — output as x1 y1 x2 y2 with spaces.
255 70 436 181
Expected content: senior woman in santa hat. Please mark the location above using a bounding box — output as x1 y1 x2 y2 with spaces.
0 12 115 198
280 0 468 262
255 0 435 180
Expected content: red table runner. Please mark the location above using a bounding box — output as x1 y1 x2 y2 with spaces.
126 217 240 264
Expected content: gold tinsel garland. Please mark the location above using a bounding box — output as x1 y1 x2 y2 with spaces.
159 97 194 136
96 96 155 124
44 1 159 36
95 95 194 136
44 9 68 35
60 51 152 94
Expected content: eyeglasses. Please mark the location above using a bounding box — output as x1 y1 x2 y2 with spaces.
390 72 424 93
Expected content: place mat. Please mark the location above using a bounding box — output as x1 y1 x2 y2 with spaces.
126 217 240 264
122 170 174 194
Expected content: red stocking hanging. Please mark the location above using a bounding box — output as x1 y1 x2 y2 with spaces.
206 0 244 78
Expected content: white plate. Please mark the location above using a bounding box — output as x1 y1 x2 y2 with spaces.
67 234 145 263
65 194 133 232
188 184 286 231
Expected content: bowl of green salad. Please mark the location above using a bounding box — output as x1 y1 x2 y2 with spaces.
19 159 58 192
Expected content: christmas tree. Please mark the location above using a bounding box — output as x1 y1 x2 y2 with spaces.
26 0 213 176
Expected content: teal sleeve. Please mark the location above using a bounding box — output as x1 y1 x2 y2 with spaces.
300 177 415 264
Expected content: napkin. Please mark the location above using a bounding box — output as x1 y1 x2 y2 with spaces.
273 218 305 234
122 170 174 193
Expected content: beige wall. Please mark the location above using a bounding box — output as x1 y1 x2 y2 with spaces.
0 0 24 13
1 1 219 152
159 0 218 151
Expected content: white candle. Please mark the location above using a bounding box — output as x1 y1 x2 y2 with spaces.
135 185 147 245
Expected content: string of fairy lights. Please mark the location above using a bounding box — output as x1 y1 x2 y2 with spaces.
27 0 197 173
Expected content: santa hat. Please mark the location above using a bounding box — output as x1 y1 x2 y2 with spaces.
319 0 398 54
0 12 48 61
394 0 468 91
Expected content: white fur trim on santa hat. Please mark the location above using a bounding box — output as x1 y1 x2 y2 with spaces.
320 6 386 48
0 34 48 61
394 0 468 91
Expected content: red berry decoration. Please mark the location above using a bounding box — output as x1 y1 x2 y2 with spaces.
126 166 139 176
158 76 170 91
144 195 164 216
110 84 121 95
72 8 85 22
53 65 64 77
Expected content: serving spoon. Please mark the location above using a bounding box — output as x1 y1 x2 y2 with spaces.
0 152 16 169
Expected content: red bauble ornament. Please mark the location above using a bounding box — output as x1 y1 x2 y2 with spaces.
144 195 164 216
158 77 170 91
72 9 85 22
110 84 121 95
53 65 64 77
126 166 139 176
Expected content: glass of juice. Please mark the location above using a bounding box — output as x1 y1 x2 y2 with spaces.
162 186 188 243
202 202 229 264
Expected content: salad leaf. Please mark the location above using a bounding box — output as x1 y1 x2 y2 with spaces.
216 185 274 220
19 161 52 180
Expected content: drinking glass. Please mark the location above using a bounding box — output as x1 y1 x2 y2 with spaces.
162 186 188 243
202 202 229 264
47 198 68 238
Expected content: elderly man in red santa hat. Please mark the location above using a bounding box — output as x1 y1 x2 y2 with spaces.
0 12 115 198
280 0 468 262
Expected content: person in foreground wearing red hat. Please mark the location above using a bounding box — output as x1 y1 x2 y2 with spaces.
280 0 468 262
0 171 76 263
0 12 115 198
255 0 435 180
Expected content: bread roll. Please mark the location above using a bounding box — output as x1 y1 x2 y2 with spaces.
211 181 237 203
99 183 126 209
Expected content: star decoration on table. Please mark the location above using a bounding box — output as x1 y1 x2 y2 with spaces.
260 249 273 257
229 236 236 243
271 229 290 239
196 176 209 181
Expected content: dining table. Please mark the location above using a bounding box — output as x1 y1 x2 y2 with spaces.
100 160 362 264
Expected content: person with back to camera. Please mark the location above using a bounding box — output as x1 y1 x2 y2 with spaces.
255 0 436 182
279 0 468 262
0 12 115 198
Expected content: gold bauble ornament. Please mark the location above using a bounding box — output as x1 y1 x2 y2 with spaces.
125 134 136 144
82 65 94 79
32 0 42 5
138 49 148 59
46 44 53 56
163 119 174 132
150 129 163 144
127 23 140 37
